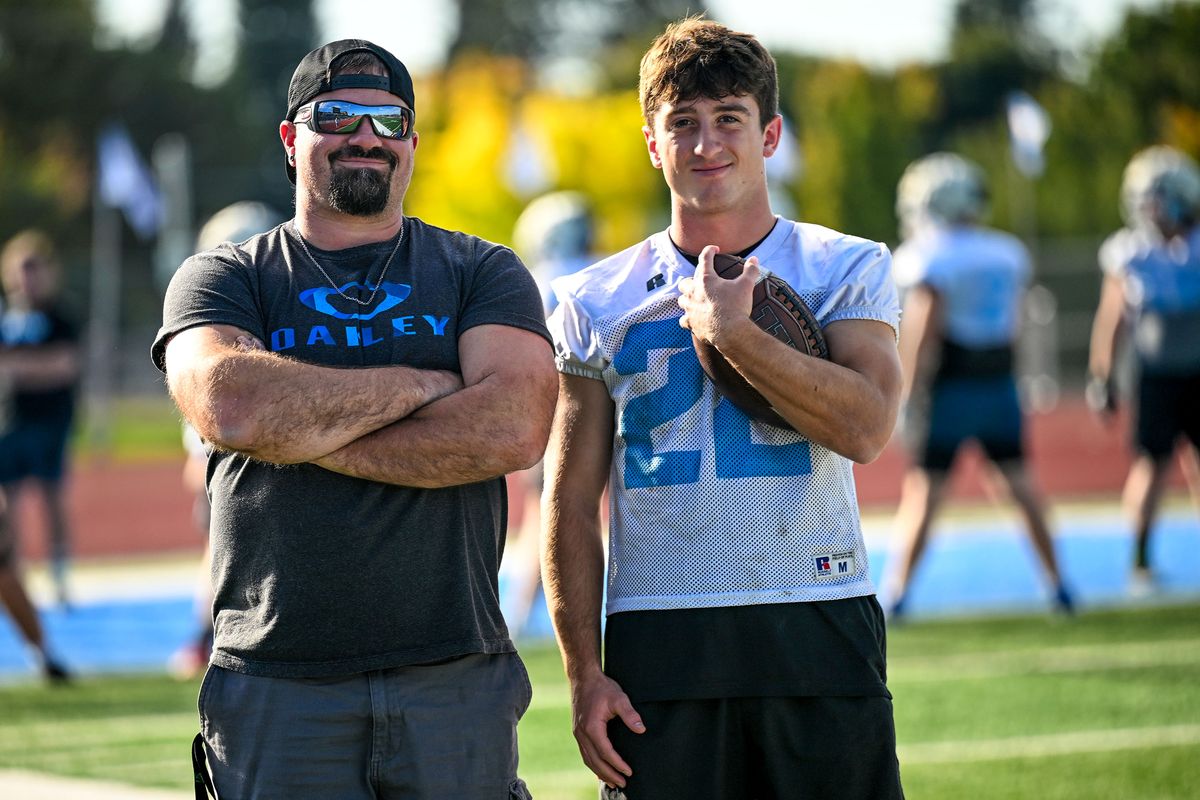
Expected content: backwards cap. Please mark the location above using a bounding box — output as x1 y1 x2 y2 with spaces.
284 39 415 183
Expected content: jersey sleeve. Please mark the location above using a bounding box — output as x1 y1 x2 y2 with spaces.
546 283 606 380
821 240 901 338
890 240 930 291
1098 229 1134 279
151 245 262 373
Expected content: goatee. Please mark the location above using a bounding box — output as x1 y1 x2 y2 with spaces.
328 147 396 216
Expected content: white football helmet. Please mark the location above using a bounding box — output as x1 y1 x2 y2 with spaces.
896 153 989 237
513 190 594 265
1120 145 1200 234
196 201 284 252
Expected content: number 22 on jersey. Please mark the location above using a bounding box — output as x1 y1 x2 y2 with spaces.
612 316 811 489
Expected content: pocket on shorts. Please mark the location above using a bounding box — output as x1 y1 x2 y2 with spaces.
510 653 533 718
196 664 221 735
509 777 533 799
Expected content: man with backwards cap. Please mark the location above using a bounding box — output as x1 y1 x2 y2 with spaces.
154 39 555 798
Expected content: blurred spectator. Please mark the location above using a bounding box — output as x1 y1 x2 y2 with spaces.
0 230 81 608
0 254 70 683
883 153 1073 620
168 202 282 678
0 486 69 682
1087 145 1200 594
503 191 598 638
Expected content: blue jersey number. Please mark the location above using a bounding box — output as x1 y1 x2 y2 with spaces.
612 317 812 489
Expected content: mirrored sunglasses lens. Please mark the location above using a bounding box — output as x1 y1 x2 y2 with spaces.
314 105 365 134
314 103 409 139
370 113 410 139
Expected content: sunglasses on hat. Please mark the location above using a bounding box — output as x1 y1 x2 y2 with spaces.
294 100 414 140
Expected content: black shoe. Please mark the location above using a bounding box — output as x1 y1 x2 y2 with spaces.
43 658 72 684
1053 584 1076 615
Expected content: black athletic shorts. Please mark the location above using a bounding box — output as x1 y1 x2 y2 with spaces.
1134 371 1200 459
904 375 1024 472
0 420 72 483
605 694 904 800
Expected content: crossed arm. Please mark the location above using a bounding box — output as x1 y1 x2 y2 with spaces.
540 373 644 789
678 247 903 463
0 342 79 391
164 322 557 486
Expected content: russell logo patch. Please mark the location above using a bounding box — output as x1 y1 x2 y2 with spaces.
815 551 855 579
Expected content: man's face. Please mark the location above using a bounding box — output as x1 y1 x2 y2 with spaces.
281 85 418 218
643 94 780 216
2 255 57 306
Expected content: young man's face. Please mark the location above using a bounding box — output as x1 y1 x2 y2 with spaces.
281 85 418 219
643 94 780 217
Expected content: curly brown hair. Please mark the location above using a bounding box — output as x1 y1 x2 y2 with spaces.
638 16 779 129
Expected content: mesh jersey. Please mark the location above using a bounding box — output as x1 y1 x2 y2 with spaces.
1100 226 1200 374
892 226 1030 348
548 218 900 615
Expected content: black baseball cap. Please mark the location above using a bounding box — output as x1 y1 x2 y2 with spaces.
284 39 415 183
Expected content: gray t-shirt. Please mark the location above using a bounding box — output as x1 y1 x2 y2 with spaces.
153 217 550 678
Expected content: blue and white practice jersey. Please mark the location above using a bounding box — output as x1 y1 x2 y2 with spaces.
548 218 900 615
1099 226 1200 374
892 226 1030 348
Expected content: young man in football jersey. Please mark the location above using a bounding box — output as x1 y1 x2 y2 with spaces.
881 153 1074 620
1088 145 1200 593
541 17 905 799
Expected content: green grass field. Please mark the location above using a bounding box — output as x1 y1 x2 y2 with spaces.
1 602 1198 799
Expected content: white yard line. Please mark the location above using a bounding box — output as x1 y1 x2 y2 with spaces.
901 724 1200 764
0 770 191 800
890 637 1200 682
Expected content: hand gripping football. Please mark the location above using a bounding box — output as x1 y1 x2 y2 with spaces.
692 253 829 430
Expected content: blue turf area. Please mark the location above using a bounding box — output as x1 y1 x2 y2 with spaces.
0 508 1196 680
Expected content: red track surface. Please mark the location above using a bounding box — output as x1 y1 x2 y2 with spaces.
10 397 1186 561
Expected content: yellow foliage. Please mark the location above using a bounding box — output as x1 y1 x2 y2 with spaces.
407 54 665 255
1162 104 1200 160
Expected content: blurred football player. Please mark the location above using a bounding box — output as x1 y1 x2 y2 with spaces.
501 192 600 640
1088 145 1200 592
0 229 80 609
541 17 905 799
168 202 283 680
882 153 1074 621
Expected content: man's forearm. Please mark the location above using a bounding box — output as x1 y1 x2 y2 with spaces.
170 341 461 464
313 368 555 487
542 502 608 686
0 346 78 390
718 320 901 463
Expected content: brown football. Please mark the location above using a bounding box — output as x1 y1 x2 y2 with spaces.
692 253 829 430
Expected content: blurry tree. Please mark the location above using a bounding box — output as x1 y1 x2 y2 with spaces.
449 0 707 90
934 0 1058 140
787 60 937 242
213 0 317 214
1089 1 1200 155
0 0 215 313
406 53 661 253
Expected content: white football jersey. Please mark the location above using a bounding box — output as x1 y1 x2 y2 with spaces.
548 218 900 615
892 225 1031 348
1099 225 1200 373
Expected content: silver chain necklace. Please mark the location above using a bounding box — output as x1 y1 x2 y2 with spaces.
296 221 404 307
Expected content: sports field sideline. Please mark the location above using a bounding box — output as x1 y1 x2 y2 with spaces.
1 501 1197 798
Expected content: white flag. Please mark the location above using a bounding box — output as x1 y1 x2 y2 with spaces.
98 124 162 239
1006 91 1051 178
